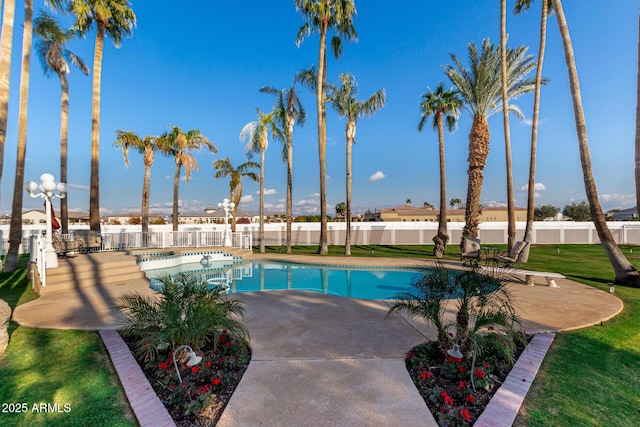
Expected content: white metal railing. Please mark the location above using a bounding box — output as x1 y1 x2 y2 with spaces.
98 230 247 251
29 234 47 287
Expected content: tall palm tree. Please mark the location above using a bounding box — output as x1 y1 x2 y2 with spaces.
0 0 17 196
260 77 306 254
514 0 552 262
500 0 516 251
551 0 639 285
158 126 216 232
327 72 385 255
70 0 136 231
34 11 89 235
113 131 159 237
240 109 274 254
635 13 640 225
444 39 538 243
4 0 66 272
418 82 462 258
295 0 357 255
213 157 259 232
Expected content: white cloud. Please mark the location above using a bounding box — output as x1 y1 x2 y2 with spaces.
67 183 90 191
368 171 386 182
520 182 546 192
257 188 278 196
310 193 320 198
599 193 636 211
241 195 254 203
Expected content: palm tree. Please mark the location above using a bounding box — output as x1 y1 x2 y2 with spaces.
295 0 357 255
327 72 385 255
500 0 516 251
551 0 639 285
450 198 462 209
158 126 216 232
240 109 274 254
0 0 17 195
418 82 462 258
34 11 89 235
113 131 159 237
70 0 136 231
213 157 259 232
444 39 538 243
4 0 67 272
514 0 552 262
260 77 306 254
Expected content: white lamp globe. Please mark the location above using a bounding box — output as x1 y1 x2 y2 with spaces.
41 179 56 193
56 182 68 193
24 181 38 193
40 173 55 183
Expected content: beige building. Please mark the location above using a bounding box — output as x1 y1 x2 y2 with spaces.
22 209 89 225
106 212 165 225
364 204 527 222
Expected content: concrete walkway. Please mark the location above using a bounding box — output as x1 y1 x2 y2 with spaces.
11 252 624 426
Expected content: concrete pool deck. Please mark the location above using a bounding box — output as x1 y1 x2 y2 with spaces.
12 251 624 426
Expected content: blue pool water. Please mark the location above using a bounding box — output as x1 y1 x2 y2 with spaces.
145 260 423 300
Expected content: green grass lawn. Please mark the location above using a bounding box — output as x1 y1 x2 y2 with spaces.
2 245 639 426
264 243 640 427
0 255 136 427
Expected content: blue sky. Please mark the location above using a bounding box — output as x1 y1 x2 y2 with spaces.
2 1 638 217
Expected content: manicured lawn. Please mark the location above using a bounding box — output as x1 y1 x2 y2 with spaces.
0 255 136 427
2 244 639 426
264 243 640 427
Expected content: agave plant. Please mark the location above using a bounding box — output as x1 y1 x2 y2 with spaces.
117 274 248 361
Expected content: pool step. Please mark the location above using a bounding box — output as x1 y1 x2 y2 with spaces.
37 252 147 295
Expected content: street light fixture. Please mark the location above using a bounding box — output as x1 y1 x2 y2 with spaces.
218 198 235 247
24 173 67 269
172 345 202 384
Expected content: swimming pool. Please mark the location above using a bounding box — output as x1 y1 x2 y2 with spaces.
144 260 423 300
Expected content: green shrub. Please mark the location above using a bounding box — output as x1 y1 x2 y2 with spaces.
117 273 248 361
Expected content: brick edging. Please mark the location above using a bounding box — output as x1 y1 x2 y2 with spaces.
99 329 175 427
474 332 556 427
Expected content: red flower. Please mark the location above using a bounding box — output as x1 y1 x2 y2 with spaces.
483 362 490 369
420 371 432 380
466 395 475 404
458 380 467 390
441 391 454 406
458 365 466 374
213 378 222 386
191 366 200 374
158 362 169 370
219 334 227 343
199 384 212 394
204 361 212 368
475 368 485 379
460 408 471 422
225 341 232 347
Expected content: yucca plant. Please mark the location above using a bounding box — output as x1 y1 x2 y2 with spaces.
117 274 248 361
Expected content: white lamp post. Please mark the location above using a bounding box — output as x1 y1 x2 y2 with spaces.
218 198 235 247
25 173 67 269
172 345 202 384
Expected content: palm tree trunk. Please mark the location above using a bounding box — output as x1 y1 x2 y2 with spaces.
172 161 180 232
259 149 265 253
635 13 640 221
522 0 549 262
286 124 294 254
231 181 240 233
0 0 16 194
60 73 69 235
89 23 105 232
462 115 490 241
501 0 515 251
317 23 328 255
433 112 448 258
4 0 33 273
141 150 152 236
345 125 354 256
553 0 639 285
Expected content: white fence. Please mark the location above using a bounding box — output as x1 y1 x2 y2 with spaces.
3 221 640 256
